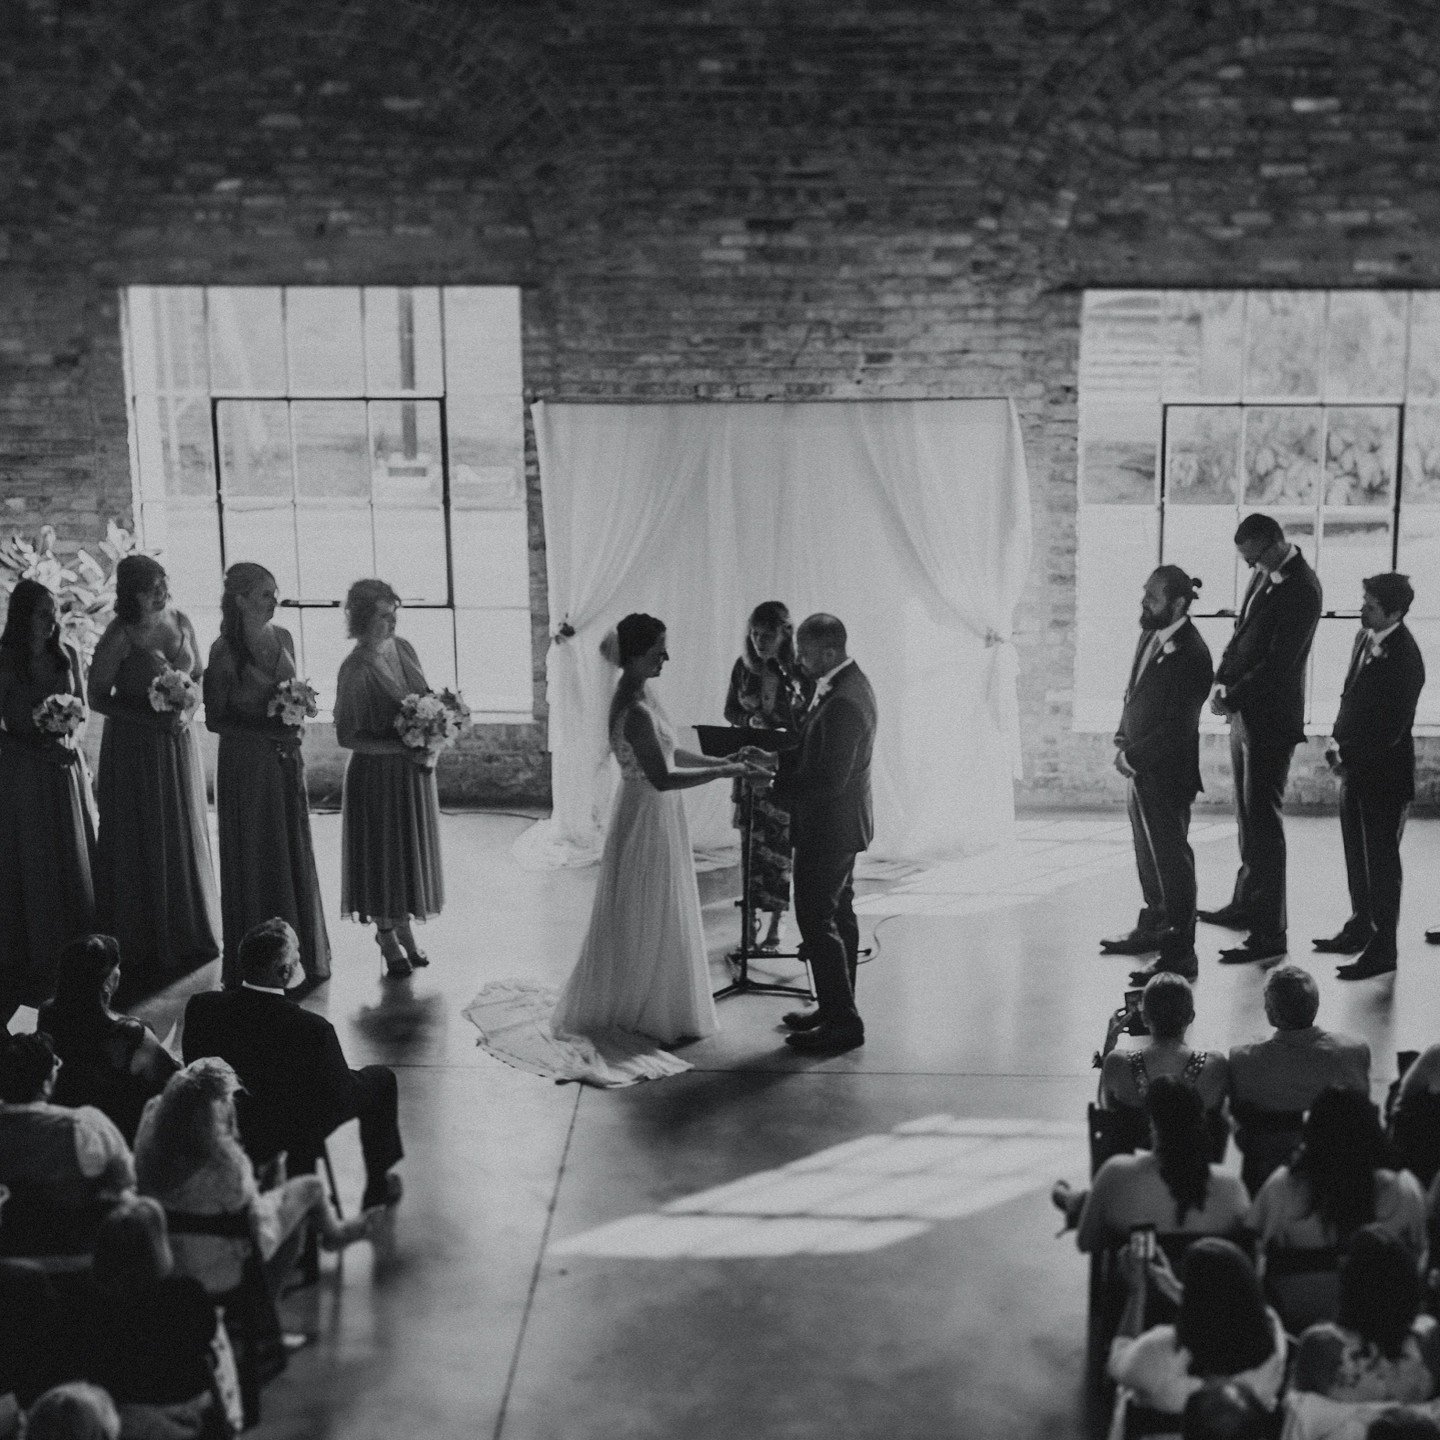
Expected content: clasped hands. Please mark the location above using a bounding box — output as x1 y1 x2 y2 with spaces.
733 745 779 786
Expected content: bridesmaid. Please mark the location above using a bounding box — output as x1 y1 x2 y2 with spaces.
0 580 98 1022
89 555 220 992
334 579 444 978
204 563 331 989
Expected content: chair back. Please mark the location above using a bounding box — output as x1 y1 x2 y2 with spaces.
1261 1245 1341 1336
1088 1103 1147 1176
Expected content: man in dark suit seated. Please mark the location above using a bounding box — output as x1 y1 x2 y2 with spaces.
771 613 877 1055
1318 572 1426 981
1102 564 1214 982
1200 513 1323 965
1228 965 1370 1194
182 919 403 1210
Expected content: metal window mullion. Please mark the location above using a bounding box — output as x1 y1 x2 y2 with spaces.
211 397 228 573
1157 403 1168 563
363 398 379 579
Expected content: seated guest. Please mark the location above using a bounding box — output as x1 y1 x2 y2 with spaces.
183 917 403 1210
1065 1077 1250 1253
0 1258 64 1408
1389 1046 1440 1188
0 1033 133 1255
1100 973 1229 1155
134 1057 376 1296
1228 965 1370 1195
1181 1381 1283 1440
1293 1226 1440 1405
1110 1236 1287 1417
69 1197 218 1418
37 935 179 1144
23 1384 120 1440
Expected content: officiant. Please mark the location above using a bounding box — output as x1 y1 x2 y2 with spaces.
723 602 813 953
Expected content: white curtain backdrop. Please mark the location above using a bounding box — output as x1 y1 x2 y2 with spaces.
515 398 1032 870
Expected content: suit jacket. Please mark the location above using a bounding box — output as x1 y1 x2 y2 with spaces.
1215 548 1323 747
1114 619 1214 799
182 987 355 1164
1332 622 1426 802
776 661 877 855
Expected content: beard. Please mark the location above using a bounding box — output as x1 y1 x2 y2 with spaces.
1139 607 1177 632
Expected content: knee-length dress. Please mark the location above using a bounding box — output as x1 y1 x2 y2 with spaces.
204 630 331 987
0 647 98 1007
335 637 444 923
95 644 220 983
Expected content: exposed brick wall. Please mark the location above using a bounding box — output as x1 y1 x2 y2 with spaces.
6 0 1440 806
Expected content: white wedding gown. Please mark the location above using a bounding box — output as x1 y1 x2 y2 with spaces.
464 691 719 1087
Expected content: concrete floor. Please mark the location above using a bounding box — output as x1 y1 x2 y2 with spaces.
27 807 1440 1440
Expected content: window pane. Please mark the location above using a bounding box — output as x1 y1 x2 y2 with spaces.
395 608 455 693
217 401 292 499
1163 291 1243 399
207 288 286 393
1167 406 1240 504
364 288 442 394
443 287 522 396
295 607 352 714
285 289 364 394
1325 292 1406 401
1318 513 1392 612
1243 406 1321 505
369 400 442 507
1244 293 1324 398
134 396 214 501
1324 407 1397 506
373 508 448 605
449 394 525 509
187 607 221 671
451 509 530 608
295 502 372 604
129 288 209 395
1254 511 1317 570
1409 619 1440 724
1308 618 1359 729
1408 295 1440 399
1162 506 1240 611
456 609 533 714
1397 506 1440 617
1078 292 1164 396
144 503 221 611
293 401 368 500
1080 400 1157 504
222 500 299 597
1403 404 1440 502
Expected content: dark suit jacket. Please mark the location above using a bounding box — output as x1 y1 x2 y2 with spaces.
776 661 877 856
182 987 355 1164
1114 619 1214 799
1215 548 1323 748
1332 622 1426 802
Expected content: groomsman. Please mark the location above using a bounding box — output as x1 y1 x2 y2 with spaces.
1199 514 1322 964
1316 574 1425 981
1102 566 1214 981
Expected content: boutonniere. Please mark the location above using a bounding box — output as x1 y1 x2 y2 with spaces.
1160 639 1178 657
1267 571 1286 587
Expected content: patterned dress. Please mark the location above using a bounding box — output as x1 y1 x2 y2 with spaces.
723 655 811 914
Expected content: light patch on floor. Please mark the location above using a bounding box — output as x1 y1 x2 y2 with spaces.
854 817 1238 917
549 1115 1086 1260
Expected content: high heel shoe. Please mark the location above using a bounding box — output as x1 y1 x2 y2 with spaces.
377 929 412 978
321 1207 385 1251
394 919 430 967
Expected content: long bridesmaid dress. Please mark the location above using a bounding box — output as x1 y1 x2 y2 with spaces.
94 641 220 988
0 645 97 1010
204 629 331 988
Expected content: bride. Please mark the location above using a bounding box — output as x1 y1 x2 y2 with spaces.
467 613 762 1087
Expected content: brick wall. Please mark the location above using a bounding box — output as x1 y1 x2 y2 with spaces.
5 0 1440 807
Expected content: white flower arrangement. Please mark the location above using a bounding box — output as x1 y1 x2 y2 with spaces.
32 692 86 738
395 688 472 752
267 677 321 727
148 666 200 719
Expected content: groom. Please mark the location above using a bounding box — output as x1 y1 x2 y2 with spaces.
773 613 877 1055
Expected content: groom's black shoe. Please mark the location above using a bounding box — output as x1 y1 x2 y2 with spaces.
781 1008 825 1032
785 1019 865 1054
1197 904 1252 931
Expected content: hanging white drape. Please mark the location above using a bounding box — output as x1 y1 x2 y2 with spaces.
515 398 1032 869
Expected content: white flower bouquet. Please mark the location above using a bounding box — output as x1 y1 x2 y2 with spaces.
267 677 320 727
32 693 86 738
395 688 471 752
148 666 200 719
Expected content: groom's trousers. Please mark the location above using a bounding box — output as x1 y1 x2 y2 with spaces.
793 846 860 1021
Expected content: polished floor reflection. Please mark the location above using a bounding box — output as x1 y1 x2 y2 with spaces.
19 807 1439 1439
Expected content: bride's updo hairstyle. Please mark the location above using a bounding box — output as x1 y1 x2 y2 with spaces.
609 613 666 667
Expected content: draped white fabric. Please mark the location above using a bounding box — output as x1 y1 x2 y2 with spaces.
516 398 1032 869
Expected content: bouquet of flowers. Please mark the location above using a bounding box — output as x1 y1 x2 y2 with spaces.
267 677 321 727
32 693 86 738
148 666 201 719
395 688 471 752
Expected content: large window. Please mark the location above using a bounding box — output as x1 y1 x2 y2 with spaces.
122 286 532 717
1075 290 1440 732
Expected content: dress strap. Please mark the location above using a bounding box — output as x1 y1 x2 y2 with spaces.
1126 1050 1149 1098
1183 1051 1209 1083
